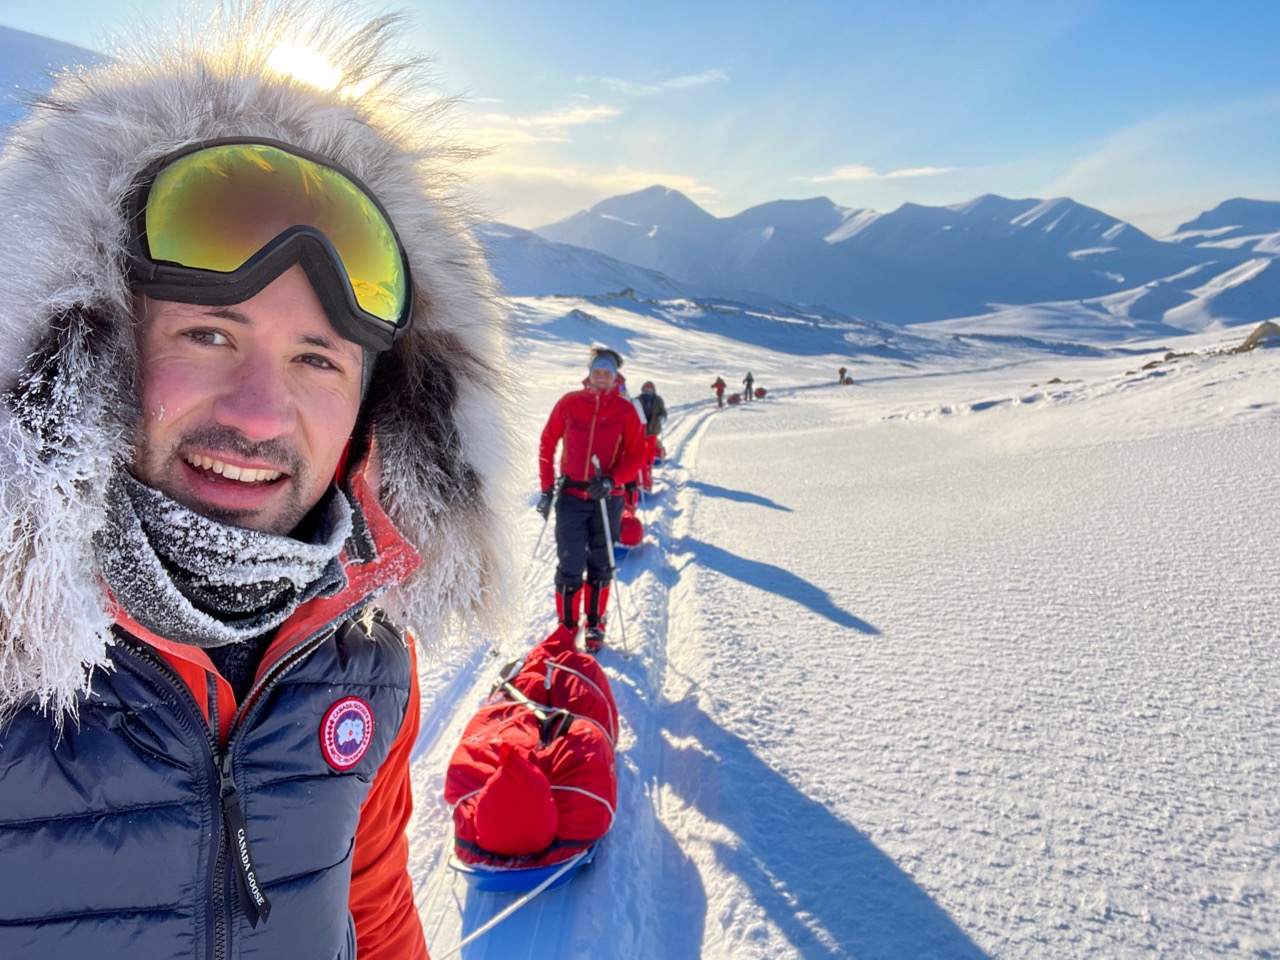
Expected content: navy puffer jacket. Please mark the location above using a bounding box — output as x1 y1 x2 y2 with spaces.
0 611 412 960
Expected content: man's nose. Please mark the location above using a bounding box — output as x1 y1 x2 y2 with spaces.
212 355 298 442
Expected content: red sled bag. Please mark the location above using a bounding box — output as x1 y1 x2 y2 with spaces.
506 626 619 742
619 503 644 548
443 626 620 868
754 387 767 398
727 393 742 405
445 702 616 866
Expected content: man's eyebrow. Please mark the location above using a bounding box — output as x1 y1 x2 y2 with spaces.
300 332 345 351
208 307 253 325
205 308 350 354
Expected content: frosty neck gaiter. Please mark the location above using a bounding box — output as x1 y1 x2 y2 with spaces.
96 471 352 648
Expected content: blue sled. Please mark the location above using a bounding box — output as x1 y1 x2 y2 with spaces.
611 544 630 563
451 845 597 893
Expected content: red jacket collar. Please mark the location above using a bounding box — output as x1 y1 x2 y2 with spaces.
111 472 422 740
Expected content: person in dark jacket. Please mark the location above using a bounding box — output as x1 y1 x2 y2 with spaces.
638 380 667 491
743 371 755 400
638 381 668 438
537 347 647 652
0 6 514 960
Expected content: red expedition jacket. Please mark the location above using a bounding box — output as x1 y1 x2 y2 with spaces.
539 383 647 499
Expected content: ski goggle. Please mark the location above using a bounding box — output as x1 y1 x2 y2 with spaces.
125 139 413 352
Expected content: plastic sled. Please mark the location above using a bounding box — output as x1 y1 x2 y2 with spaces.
450 845 597 893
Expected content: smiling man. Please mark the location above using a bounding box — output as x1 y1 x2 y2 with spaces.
133 266 366 535
0 6 511 960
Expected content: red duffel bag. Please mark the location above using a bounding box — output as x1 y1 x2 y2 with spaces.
506 626 619 742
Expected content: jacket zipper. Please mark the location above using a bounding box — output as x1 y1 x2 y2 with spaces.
119 624 340 958
581 391 601 478
215 626 340 934
115 640 228 960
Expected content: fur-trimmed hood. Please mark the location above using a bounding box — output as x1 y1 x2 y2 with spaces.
0 2 515 715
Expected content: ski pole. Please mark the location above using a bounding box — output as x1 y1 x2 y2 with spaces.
591 456 629 656
433 848 592 959
531 478 563 558
532 510 550 558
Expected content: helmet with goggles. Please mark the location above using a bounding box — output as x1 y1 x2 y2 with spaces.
124 138 414 353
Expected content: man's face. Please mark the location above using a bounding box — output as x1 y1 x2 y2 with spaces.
133 265 364 535
588 366 616 392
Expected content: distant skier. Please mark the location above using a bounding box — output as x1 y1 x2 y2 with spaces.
638 381 667 491
712 376 727 407
743 371 755 400
537 346 647 653
639 381 667 438
839 366 847 383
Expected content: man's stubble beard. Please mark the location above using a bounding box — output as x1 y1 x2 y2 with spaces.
132 423 313 536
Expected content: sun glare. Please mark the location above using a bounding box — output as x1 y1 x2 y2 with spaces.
267 43 342 91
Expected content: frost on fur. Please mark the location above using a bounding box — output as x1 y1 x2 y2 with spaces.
0 2 517 716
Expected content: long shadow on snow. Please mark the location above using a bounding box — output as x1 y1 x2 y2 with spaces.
684 538 878 635
684 479 793 512
659 695 989 959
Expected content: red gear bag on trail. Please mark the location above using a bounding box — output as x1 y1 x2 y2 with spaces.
444 627 619 868
619 502 643 548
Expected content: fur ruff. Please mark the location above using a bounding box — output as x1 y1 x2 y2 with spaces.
0 1 517 716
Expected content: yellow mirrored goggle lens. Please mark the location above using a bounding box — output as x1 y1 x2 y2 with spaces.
144 143 406 324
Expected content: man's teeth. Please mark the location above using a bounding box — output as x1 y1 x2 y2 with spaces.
185 454 282 483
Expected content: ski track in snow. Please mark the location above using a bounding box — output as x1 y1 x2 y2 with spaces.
409 306 1279 960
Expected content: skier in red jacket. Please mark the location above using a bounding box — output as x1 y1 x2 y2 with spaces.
537 347 648 652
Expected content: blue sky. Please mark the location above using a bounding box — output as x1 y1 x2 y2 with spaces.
5 0 1279 234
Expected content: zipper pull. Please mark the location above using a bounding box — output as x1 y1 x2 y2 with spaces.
220 754 272 927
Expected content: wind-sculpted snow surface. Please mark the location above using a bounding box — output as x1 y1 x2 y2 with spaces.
408 297 1278 958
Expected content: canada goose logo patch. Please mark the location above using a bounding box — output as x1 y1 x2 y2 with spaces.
320 697 374 770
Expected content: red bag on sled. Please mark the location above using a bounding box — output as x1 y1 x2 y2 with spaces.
619 502 643 548
507 626 619 741
444 627 619 867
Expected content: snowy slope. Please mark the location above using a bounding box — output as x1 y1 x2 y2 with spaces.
407 296 1280 959
0 26 102 132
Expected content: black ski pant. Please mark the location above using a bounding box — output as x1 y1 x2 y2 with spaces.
554 493 623 592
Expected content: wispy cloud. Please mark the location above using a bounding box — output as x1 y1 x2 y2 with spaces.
467 101 622 145
592 69 728 97
801 163 956 184
1043 93 1280 234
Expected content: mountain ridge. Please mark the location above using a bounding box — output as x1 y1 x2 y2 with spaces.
533 184 1280 329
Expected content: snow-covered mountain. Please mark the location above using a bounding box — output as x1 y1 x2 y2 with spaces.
476 223 692 302
1166 198 1280 254
536 187 1279 329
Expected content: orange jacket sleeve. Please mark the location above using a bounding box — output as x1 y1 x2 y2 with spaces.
349 639 429 960
538 398 567 492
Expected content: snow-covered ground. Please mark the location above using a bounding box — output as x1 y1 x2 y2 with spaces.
408 296 1279 959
